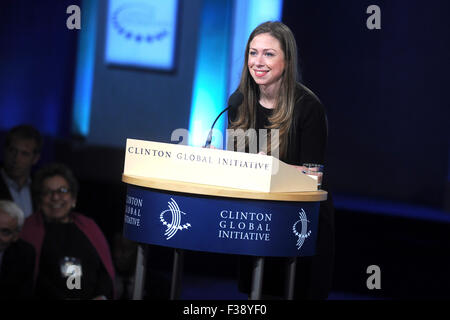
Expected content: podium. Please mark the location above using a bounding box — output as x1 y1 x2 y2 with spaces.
121 139 327 300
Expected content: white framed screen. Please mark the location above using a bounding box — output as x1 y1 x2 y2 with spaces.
105 0 179 71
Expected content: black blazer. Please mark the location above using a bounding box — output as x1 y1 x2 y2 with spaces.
0 171 13 201
0 168 36 213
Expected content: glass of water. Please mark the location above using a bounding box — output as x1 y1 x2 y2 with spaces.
302 163 324 190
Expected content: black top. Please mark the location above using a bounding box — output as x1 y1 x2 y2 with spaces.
228 83 335 299
229 83 328 166
35 221 112 300
284 83 328 166
0 239 35 299
256 101 273 128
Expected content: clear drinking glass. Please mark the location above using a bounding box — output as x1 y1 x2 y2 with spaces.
303 163 324 190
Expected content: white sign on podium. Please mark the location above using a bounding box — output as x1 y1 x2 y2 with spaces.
123 139 317 192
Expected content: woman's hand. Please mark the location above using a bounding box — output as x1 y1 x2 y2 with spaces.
293 164 323 189
292 165 308 173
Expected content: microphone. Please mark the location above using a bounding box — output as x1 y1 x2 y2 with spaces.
204 91 243 148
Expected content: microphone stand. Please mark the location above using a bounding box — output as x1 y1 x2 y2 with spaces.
204 106 232 148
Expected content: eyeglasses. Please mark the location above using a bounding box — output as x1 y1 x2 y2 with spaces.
42 187 71 197
0 228 17 237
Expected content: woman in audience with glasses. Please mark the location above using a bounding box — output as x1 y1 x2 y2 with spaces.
20 163 115 299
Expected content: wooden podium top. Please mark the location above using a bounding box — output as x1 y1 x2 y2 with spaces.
122 174 327 202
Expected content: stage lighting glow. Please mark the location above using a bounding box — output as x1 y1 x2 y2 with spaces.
71 0 99 137
188 0 232 147
188 0 283 148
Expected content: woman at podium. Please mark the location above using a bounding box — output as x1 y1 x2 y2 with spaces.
227 21 335 300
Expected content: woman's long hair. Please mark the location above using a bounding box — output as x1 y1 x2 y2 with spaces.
229 21 299 159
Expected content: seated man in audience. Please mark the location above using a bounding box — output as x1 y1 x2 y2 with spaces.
0 200 35 299
0 124 43 218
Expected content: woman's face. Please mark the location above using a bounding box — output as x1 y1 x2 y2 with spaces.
40 175 76 223
248 33 285 89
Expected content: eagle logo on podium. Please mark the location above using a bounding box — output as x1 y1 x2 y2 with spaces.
160 198 191 240
292 209 311 250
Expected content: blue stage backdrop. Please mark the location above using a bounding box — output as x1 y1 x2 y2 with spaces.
0 0 448 209
0 0 80 137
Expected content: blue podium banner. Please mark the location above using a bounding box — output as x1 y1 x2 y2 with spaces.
123 185 320 257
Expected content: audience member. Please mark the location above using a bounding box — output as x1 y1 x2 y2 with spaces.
20 163 115 299
0 200 35 299
0 125 43 218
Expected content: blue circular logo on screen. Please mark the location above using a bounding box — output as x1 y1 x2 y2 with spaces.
112 3 169 43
